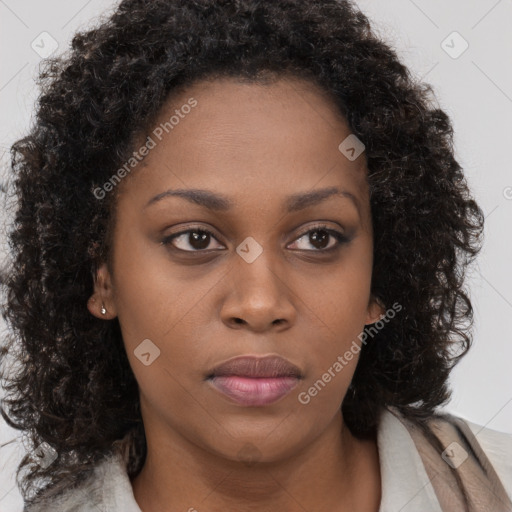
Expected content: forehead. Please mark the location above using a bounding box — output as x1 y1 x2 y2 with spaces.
153 75 354 156
116 75 370 219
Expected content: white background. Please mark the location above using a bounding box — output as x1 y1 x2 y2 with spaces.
1 0 512 510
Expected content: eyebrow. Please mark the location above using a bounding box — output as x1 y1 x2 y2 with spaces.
143 186 360 216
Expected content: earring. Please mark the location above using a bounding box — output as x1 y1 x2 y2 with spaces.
101 303 107 315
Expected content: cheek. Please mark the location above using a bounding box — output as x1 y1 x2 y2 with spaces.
296 304 364 413
110 234 212 404
111 226 204 347
295 252 372 402
301 253 373 337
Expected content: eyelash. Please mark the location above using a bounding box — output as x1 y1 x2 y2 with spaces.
161 224 350 254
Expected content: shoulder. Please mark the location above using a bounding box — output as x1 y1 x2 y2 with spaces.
23 452 131 512
462 417 512 499
385 406 512 502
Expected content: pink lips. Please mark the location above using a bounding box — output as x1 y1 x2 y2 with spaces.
207 355 302 407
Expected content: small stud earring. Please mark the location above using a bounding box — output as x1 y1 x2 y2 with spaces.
101 304 107 315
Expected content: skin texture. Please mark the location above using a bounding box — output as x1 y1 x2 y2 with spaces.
87 76 384 511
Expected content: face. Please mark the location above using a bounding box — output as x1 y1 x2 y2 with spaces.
88 76 384 464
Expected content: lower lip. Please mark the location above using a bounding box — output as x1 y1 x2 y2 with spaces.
208 376 300 406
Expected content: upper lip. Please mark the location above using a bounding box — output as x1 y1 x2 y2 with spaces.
208 355 303 379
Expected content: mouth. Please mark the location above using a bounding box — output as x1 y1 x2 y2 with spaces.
206 355 303 407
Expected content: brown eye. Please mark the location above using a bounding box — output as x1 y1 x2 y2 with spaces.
308 229 330 250
162 228 225 252
288 226 349 252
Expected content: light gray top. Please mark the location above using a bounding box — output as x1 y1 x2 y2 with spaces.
24 408 512 511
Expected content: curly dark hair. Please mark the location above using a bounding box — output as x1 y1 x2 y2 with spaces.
0 0 484 504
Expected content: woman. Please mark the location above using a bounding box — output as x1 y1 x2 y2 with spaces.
1 0 511 511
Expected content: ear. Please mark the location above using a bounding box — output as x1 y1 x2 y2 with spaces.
365 295 385 325
87 262 117 319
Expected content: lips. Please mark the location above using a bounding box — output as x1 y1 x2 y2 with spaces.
206 355 303 406
208 355 303 379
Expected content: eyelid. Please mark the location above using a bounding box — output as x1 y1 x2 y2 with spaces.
288 223 349 251
162 222 349 253
293 223 343 240
161 226 224 252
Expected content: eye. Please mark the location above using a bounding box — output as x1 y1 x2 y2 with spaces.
288 225 349 252
162 224 349 254
162 227 225 252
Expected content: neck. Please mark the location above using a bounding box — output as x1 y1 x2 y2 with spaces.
131 411 381 512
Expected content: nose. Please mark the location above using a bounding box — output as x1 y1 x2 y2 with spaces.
220 249 297 333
